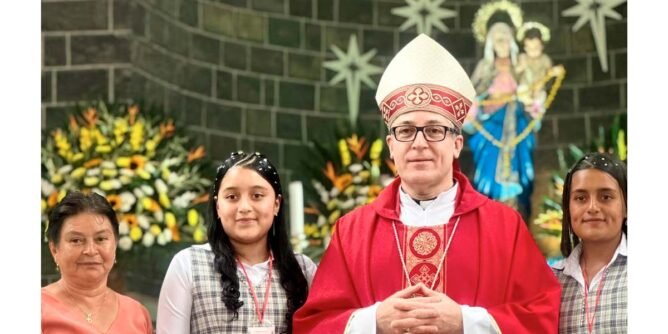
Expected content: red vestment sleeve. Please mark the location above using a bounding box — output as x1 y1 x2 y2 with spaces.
485 213 562 333
292 224 360 333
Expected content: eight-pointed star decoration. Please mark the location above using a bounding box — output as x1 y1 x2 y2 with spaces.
323 35 383 128
562 0 626 72
392 0 457 36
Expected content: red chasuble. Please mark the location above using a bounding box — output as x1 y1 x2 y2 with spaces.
293 171 561 333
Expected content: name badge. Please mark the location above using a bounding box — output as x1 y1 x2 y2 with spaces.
248 326 275 334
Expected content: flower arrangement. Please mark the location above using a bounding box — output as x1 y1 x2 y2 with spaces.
41 102 212 251
302 133 396 259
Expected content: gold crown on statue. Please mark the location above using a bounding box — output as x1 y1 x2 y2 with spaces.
516 21 551 43
472 0 524 43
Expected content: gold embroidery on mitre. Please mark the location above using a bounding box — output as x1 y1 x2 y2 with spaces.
404 85 432 107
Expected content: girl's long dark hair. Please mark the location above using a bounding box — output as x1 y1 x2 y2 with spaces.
560 152 627 257
207 151 308 333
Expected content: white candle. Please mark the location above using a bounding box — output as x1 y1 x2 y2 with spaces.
288 181 304 238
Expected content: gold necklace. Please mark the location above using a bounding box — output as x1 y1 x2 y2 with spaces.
61 282 108 324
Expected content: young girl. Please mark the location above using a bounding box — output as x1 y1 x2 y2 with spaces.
552 152 627 333
157 151 316 334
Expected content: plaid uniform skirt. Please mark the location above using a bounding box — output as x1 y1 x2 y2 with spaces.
189 247 290 334
555 256 627 334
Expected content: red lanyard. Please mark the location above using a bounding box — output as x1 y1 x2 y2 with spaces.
237 253 273 324
581 260 609 334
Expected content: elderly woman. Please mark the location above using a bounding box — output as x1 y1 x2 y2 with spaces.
42 191 153 333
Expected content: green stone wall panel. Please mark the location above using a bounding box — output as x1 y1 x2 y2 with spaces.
269 17 301 48
251 47 285 75
288 53 322 81
279 81 314 110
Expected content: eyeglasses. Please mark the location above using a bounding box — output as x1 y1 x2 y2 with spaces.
390 125 459 142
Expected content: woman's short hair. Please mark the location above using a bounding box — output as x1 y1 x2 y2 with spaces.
560 152 627 256
47 191 120 245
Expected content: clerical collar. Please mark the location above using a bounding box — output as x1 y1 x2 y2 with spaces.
399 181 458 211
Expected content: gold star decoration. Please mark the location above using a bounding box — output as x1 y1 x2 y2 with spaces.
323 35 383 128
562 0 626 72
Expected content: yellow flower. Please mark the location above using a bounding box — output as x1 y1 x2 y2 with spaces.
370 139 383 160
41 199 47 213
102 168 118 178
150 224 162 236
194 228 206 242
79 127 94 151
116 157 131 168
99 180 114 191
187 209 199 226
130 121 145 152
95 145 112 153
130 226 143 241
142 197 160 212
165 212 176 228
328 210 341 224
71 153 84 163
338 139 351 167
51 173 64 184
137 170 151 180
83 176 100 187
71 167 86 179
159 192 171 209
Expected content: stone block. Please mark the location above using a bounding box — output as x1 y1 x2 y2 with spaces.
221 0 247 7
288 53 322 81
324 26 357 50
547 87 575 115
130 1 146 37
182 64 212 96
578 84 621 111
223 41 248 70
553 55 588 85
209 133 241 162
43 36 66 66
237 12 265 42
71 35 131 65
202 5 236 37
42 71 52 103
264 79 277 106
536 117 557 146
363 29 395 57
269 17 301 48
434 32 476 59
251 47 284 75
339 0 372 24
305 23 322 51
57 69 108 102
556 116 587 145
216 70 234 101
279 81 314 110
606 21 627 50
179 0 199 26
237 74 261 104
276 111 302 140
206 103 242 133
45 106 70 129
246 108 273 136
592 54 613 82
113 67 136 101
114 0 131 29
252 140 281 164
317 0 333 20
191 33 220 64
318 85 346 113
42 1 108 31
377 1 407 27
305 115 347 142
289 0 312 18
521 1 554 26
615 52 626 79
252 0 286 14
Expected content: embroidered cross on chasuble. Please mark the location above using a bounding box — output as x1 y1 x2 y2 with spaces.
401 225 450 291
